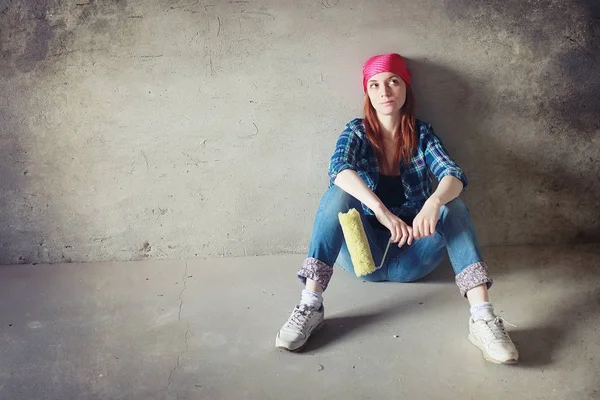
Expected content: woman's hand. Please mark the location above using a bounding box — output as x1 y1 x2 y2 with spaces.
373 204 414 247
413 197 441 239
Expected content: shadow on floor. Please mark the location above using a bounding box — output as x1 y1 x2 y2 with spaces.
300 290 442 353
513 285 600 369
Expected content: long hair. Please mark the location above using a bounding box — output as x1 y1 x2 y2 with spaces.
363 85 417 174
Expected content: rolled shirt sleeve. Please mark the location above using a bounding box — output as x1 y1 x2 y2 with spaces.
328 127 361 185
423 125 468 189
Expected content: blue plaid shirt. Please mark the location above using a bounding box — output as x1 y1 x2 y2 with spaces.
328 118 468 218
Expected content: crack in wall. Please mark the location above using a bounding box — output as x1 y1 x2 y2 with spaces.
165 261 190 399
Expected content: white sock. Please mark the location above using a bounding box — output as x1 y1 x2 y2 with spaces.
470 302 495 321
300 289 323 309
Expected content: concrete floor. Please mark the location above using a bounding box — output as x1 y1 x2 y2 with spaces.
1 244 599 400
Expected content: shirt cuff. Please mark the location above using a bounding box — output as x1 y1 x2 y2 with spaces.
438 168 468 190
328 163 354 183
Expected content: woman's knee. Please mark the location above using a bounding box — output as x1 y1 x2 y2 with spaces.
439 197 469 220
320 185 361 213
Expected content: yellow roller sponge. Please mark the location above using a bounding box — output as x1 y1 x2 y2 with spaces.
338 208 376 276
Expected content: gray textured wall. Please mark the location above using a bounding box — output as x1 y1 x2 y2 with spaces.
0 0 598 264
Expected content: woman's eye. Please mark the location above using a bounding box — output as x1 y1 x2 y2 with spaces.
369 83 378 89
390 79 399 84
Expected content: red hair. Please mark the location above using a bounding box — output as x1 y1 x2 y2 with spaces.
363 85 417 175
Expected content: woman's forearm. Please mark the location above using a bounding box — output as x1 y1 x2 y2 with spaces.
333 169 385 212
427 175 464 207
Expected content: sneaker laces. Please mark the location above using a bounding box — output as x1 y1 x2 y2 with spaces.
486 316 516 341
284 304 313 331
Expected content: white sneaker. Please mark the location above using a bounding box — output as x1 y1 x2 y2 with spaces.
276 304 324 351
468 316 519 364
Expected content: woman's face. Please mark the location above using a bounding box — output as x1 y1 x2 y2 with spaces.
366 72 407 116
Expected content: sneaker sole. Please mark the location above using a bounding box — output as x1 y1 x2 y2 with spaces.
276 320 324 352
468 333 518 365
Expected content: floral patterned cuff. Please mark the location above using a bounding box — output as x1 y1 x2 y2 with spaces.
297 257 334 291
455 262 493 297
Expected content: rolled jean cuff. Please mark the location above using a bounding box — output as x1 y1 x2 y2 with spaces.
297 257 333 291
455 262 493 297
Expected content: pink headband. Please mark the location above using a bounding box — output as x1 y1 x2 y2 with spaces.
362 53 411 93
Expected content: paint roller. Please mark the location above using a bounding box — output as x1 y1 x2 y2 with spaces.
338 208 392 276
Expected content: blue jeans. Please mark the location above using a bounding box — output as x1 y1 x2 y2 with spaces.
297 185 493 296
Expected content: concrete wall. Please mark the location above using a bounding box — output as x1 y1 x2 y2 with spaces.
0 0 598 264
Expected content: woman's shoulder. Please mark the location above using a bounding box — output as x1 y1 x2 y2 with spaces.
415 118 432 136
343 118 366 135
334 118 367 141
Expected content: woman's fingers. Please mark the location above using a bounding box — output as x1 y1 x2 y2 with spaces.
411 217 419 239
389 223 399 243
421 220 428 237
412 220 420 239
420 219 437 237
413 217 438 239
398 225 409 247
395 224 403 243
415 218 424 239
386 215 417 246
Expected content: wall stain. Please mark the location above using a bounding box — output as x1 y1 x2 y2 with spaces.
0 0 132 77
14 2 55 72
442 0 600 138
